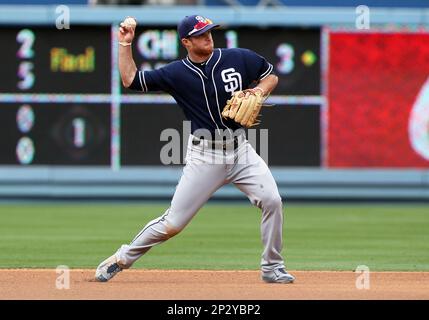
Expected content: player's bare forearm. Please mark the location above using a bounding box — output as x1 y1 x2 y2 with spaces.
118 17 138 88
119 46 137 88
256 74 278 96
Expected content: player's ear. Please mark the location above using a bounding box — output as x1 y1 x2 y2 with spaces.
181 37 191 49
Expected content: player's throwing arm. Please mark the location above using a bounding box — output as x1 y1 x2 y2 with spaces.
118 17 138 87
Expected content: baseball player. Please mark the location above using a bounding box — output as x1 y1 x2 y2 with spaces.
95 15 295 284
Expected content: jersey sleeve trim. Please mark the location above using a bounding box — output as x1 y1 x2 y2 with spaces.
259 63 274 80
137 71 144 91
139 71 149 92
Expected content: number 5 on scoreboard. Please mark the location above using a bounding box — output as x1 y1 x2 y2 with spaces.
17 61 35 90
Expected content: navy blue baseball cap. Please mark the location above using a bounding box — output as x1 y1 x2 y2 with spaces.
177 15 219 39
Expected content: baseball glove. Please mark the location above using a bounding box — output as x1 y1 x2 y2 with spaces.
221 88 267 128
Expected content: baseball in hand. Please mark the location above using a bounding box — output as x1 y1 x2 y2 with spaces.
123 17 137 28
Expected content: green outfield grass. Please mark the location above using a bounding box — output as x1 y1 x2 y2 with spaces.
0 203 428 271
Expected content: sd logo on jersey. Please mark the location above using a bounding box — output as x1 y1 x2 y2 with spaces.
221 68 242 94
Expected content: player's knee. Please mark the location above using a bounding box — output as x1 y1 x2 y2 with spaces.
165 224 181 239
164 219 184 239
261 194 283 213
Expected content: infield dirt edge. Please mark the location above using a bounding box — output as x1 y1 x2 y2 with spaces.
1 269 428 300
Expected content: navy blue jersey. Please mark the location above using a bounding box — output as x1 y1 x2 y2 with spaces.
131 48 273 134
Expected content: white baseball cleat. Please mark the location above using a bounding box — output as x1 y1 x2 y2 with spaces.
261 268 295 284
95 254 124 282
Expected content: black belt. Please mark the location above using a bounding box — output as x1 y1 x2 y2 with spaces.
192 136 239 150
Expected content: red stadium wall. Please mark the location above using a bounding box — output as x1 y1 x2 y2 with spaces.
327 32 429 168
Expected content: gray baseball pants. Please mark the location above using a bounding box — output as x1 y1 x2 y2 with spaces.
115 133 286 272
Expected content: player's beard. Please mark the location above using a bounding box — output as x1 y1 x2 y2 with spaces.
193 44 214 57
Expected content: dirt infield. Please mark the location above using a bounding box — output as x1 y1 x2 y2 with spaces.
0 269 428 300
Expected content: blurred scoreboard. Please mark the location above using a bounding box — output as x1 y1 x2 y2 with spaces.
0 26 111 165
0 25 321 167
1 27 110 93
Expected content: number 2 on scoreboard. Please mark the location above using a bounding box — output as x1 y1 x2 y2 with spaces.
16 29 35 59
